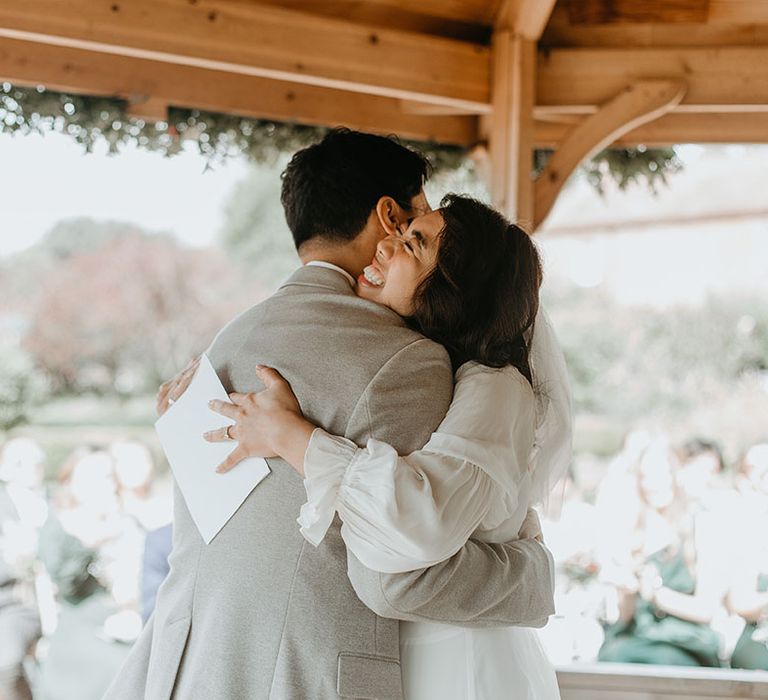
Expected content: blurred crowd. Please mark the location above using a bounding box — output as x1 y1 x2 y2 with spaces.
1 431 767 700
540 432 768 671
0 437 171 700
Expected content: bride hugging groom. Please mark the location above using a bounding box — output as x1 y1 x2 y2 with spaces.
105 128 572 700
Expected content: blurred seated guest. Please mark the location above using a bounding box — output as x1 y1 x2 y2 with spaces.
0 438 48 700
597 437 724 667
676 437 744 657
140 523 172 623
539 469 606 664
677 438 727 504
110 441 170 531
735 442 768 512
594 430 653 573
728 443 768 670
36 448 140 700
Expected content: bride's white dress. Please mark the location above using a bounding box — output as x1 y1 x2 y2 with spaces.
297 353 569 699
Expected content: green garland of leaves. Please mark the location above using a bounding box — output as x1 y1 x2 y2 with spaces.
1 83 678 186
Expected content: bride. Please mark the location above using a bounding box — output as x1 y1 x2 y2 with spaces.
176 195 571 699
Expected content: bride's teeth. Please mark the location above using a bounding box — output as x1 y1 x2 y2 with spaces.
363 266 384 286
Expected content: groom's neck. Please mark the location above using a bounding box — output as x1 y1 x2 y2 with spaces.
298 238 372 279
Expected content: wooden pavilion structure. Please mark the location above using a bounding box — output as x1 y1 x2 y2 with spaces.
1 1 767 232
2 3 768 698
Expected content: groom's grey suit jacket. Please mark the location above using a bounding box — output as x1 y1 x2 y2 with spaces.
104 265 555 700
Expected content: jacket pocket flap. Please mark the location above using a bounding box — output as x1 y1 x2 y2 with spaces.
145 615 192 700
337 652 402 699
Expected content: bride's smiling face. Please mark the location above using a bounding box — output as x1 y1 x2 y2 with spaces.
356 209 443 315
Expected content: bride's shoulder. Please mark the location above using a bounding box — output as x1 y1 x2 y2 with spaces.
454 361 531 392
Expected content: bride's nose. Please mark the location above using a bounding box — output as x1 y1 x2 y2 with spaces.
376 235 397 262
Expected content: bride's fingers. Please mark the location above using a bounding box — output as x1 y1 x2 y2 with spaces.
229 392 249 405
182 355 200 372
216 446 246 474
203 425 236 443
169 370 195 400
255 365 286 388
157 358 200 413
156 385 171 414
208 399 239 418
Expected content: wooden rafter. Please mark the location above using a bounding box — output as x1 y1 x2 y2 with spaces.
534 80 687 229
541 2 768 48
495 0 558 39
252 0 504 42
566 0 710 25
533 112 768 148
537 46 768 114
0 0 491 113
0 37 478 145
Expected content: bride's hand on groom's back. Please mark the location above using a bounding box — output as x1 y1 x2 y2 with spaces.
204 366 314 476
156 356 200 416
518 508 544 543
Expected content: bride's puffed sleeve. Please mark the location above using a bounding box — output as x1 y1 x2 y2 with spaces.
297 364 536 573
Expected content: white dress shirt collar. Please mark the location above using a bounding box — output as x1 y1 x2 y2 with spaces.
304 261 356 288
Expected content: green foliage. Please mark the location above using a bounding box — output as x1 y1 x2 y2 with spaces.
0 346 48 430
37 218 138 259
3 83 679 189
0 83 179 155
534 146 683 195
584 147 683 194
217 163 300 290
548 286 768 422
0 83 464 172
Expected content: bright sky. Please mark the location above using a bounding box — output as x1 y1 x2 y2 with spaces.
0 131 249 256
1 132 766 308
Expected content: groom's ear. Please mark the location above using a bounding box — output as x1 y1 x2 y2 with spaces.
374 196 404 236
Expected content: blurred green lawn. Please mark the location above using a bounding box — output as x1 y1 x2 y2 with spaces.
2 394 166 480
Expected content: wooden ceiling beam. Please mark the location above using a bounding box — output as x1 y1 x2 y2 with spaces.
566 0 710 25
541 3 768 48
709 0 768 23
533 112 768 148
0 37 478 146
533 80 686 229
537 46 768 114
0 0 491 113
252 1 503 41
495 0 559 39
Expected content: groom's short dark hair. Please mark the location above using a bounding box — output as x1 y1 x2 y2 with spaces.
281 128 431 250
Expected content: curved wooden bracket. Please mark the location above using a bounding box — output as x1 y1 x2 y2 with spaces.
533 79 687 230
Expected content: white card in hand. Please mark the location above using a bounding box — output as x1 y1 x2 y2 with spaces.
155 353 270 544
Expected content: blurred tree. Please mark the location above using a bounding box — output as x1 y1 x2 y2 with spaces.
218 163 300 291
38 218 134 259
547 287 768 420
0 346 48 430
23 231 259 393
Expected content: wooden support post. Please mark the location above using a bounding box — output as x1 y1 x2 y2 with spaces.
489 32 536 230
533 79 686 230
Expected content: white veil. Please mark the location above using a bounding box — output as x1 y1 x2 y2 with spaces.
527 306 574 506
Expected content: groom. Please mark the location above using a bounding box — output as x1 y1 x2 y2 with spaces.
105 129 555 700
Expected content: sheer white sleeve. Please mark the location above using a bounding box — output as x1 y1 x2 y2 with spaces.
297 364 536 573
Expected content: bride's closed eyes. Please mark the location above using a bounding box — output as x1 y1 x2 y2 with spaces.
356 210 443 316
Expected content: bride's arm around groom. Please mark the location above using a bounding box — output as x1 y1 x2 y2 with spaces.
336 350 555 629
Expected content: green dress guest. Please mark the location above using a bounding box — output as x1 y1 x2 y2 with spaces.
730 573 768 670
35 516 131 700
599 546 721 667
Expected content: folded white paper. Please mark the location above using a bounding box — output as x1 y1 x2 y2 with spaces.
155 353 270 543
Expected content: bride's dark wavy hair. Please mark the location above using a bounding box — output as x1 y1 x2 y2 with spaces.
407 195 543 383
